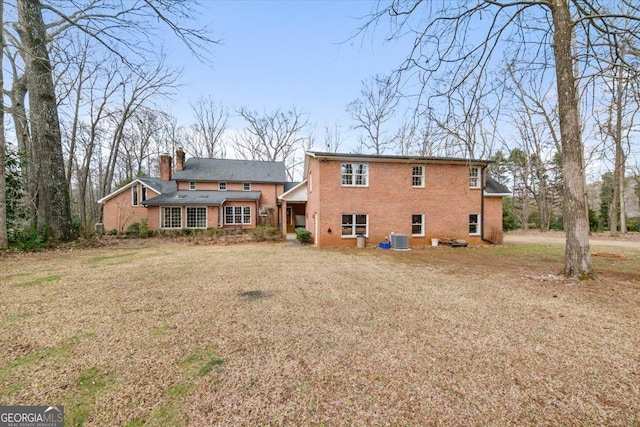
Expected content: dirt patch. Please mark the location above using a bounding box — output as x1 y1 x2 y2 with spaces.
1 241 638 425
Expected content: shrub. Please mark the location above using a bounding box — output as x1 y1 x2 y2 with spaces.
206 227 225 238
627 217 640 232
9 226 55 251
125 219 151 238
251 225 282 242
295 228 312 244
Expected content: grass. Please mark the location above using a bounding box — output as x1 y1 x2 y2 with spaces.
0 240 638 425
13 274 61 287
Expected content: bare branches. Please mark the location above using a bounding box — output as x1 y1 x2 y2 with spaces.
187 97 228 159
233 107 310 181
347 74 399 155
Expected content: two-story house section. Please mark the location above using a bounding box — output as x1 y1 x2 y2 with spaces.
286 151 509 248
98 148 287 232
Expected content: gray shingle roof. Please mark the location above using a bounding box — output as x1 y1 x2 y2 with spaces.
172 158 287 183
485 177 510 194
143 190 261 206
139 177 177 194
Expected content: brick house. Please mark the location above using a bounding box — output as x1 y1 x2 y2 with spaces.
278 152 509 247
98 148 287 233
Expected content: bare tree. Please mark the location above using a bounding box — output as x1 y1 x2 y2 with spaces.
0 0 8 248
505 66 561 232
595 37 640 235
16 0 74 240
347 74 399 155
234 107 310 180
187 97 228 158
322 123 342 153
363 0 640 277
4 0 218 239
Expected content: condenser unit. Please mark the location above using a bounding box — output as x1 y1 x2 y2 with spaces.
390 233 409 250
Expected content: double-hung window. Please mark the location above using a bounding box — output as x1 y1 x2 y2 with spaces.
469 167 481 189
412 214 425 236
186 207 207 228
225 206 251 225
243 182 251 191
161 207 182 229
469 213 480 235
412 166 425 187
341 214 368 237
189 181 196 190
341 163 368 186
219 182 227 191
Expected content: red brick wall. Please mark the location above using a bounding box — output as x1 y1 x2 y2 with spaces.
484 197 504 243
102 184 157 233
311 158 499 247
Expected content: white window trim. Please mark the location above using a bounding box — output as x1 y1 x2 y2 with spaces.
469 213 481 236
412 165 425 188
189 181 196 190
160 206 182 229
341 213 369 238
224 206 251 225
412 214 425 237
470 167 481 189
243 182 251 191
341 163 369 187
219 182 227 191
131 185 138 206
186 206 207 229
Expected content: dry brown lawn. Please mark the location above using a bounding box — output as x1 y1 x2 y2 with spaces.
1 239 639 426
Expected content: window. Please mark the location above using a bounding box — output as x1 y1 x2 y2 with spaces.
412 165 424 187
161 207 182 228
141 186 147 202
131 185 138 206
225 206 251 225
243 182 251 191
470 167 481 189
189 181 196 190
341 163 368 186
412 214 425 236
469 213 480 235
186 207 207 228
219 182 227 191
341 214 368 237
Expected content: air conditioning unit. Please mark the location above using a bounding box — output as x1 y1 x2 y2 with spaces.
390 233 409 250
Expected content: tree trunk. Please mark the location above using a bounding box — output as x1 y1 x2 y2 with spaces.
550 0 592 277
0 0 8 248
17 0 74 240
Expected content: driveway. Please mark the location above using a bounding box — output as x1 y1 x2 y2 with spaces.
504 231 640 249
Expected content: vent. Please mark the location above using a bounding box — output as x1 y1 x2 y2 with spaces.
390 233 409 250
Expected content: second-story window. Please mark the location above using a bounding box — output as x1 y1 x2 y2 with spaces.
341 163 368 186
189 181 196 190
470 167 481 189
131 185 138 206
412 165 424 187
243 182 251 191
219 182 227 191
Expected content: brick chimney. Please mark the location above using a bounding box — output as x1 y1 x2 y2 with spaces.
160 153 172 181
176 147 186 171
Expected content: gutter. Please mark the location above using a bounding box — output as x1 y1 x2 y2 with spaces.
480 164 498 245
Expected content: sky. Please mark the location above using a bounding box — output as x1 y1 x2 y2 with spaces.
160 1 408 150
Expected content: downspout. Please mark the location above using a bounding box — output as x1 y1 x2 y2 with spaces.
480 164 497 245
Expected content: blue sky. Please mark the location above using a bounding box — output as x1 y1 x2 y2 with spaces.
162 1 408 147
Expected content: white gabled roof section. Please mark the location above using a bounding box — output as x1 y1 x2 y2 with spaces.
279 180 307 202
97 179 159 204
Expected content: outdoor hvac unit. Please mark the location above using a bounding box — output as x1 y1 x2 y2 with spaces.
390 233 409 250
